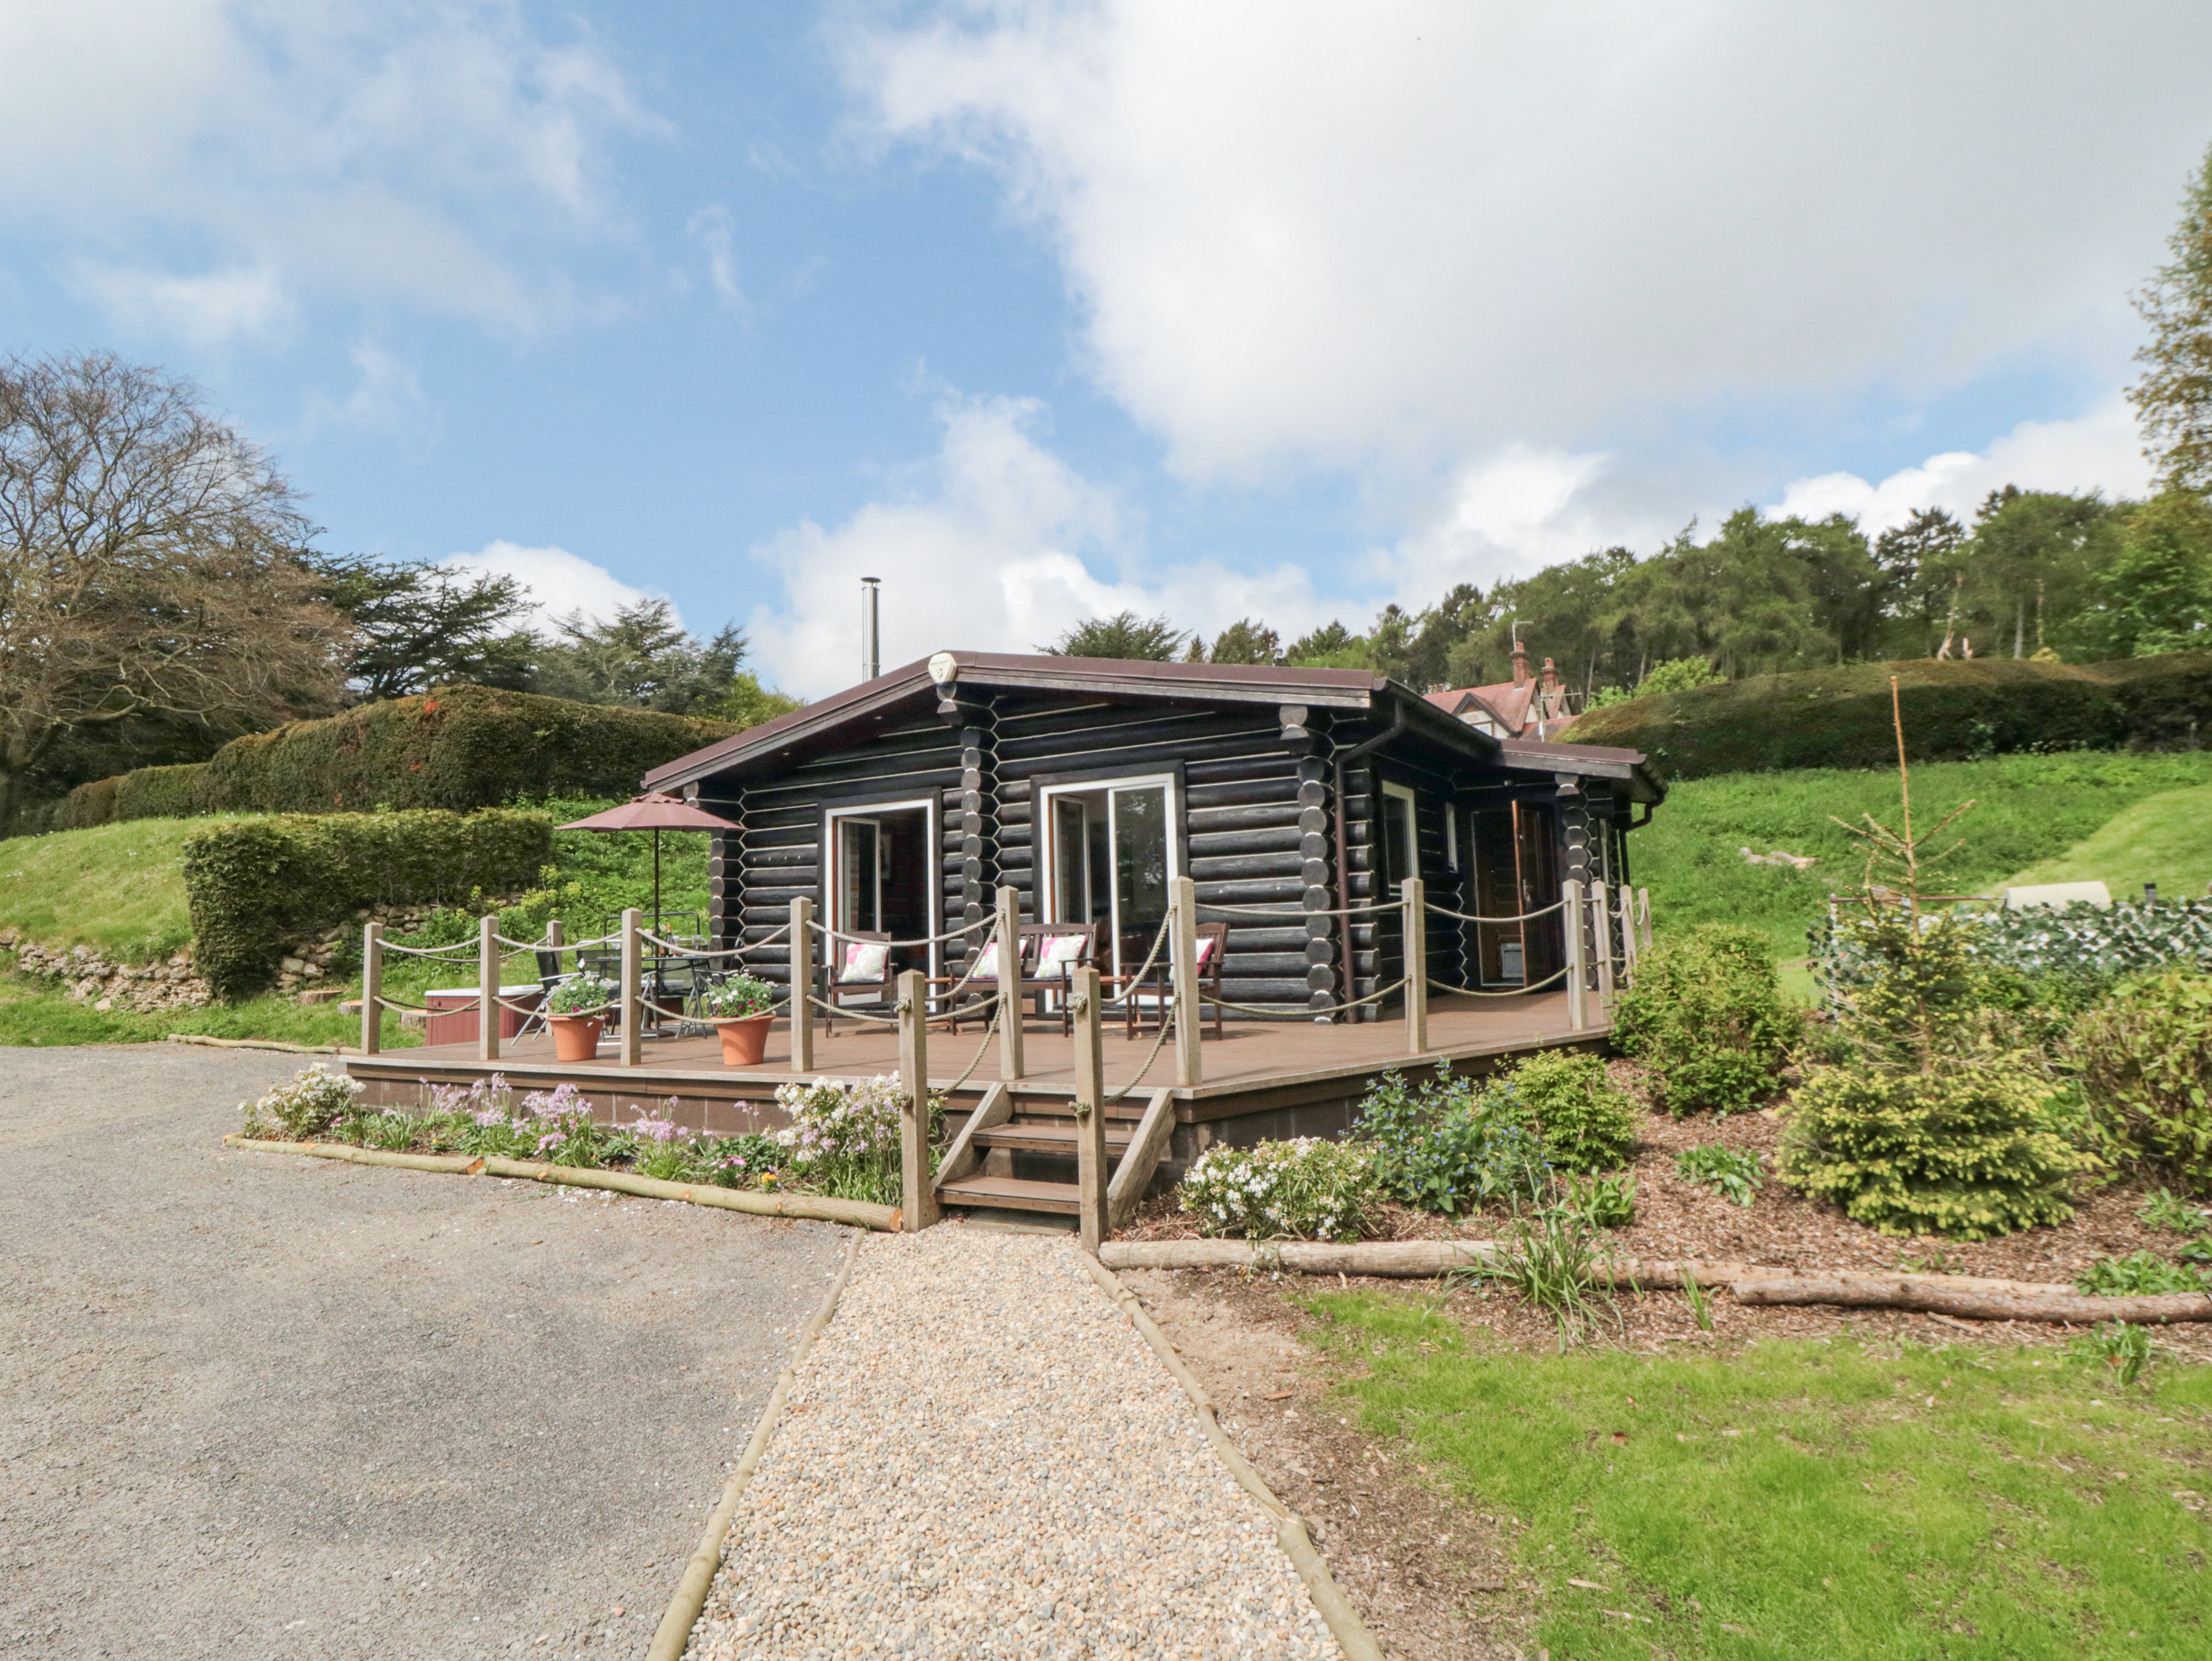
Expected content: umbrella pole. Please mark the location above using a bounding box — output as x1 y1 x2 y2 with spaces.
654 829 663 935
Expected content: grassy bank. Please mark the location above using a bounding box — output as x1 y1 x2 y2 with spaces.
0 816 256 962
0 972 419 1049
1305 1291 2212 1660
1636 751 2212 958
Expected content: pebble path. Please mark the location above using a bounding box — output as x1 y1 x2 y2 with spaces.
687 1226 1342 1661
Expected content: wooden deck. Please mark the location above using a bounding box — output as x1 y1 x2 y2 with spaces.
344 991 1606 1139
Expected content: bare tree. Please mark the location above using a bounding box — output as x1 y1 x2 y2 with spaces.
0 352 350 828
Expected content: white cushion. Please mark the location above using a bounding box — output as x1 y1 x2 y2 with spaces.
1192 935 1219 969
969 940 1003 981
1034 933 1087 979
839 940 891 982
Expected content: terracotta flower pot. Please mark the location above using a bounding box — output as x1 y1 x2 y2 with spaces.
549 1015 603 1062
715 1013 775 1067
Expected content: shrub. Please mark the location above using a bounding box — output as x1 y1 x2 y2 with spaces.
2067 970 2212 1191
2070 1321 2155 1387
181 808 551 997
2075 1251 2212 1296
114 763 207 822
1675 1144 1763 1207
1178 1138 1379 1240
1559 1171 1637 1228
190 684 736 816
772 1075 921 1206
241 1063 364 1141
1567 655 2212 780
1613 924 1800 1114
1487 1049 1639 1173
1356 1065 1549 1215
1778 1065 2087 1239
59 775 120 830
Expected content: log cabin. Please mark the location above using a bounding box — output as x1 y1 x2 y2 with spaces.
641 651 1664 1017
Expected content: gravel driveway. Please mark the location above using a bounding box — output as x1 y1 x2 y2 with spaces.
0 1045 847 1659
689 1228 1340 1661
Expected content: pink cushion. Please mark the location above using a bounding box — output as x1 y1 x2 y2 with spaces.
1034 933 1087 979
1193 935 1219 969
839 941 891 983
969 940 1003 982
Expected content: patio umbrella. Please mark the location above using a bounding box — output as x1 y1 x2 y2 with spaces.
557 792 740 934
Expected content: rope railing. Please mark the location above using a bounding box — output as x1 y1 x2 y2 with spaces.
1193 899 1399 919
1097 912 1173 1011
1105 995 1174 1102
1421 898 1567 926
1198 976 1410 1018
376 937 481 960
815 914 994 949
1426 965 1571 997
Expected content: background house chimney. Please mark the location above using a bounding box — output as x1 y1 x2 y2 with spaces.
860 576 881 681
1540 656 1560 693
1511 639 1530 688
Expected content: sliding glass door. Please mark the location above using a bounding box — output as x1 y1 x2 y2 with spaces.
1040 775 1177 976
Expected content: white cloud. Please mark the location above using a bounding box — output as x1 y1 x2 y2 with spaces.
745 395 1334 699
0 0 660 335
304 340 429 435
441 540 668 631
70 261 294 346
688 206 745 310
1771 396 2152 534
841 3 2212 481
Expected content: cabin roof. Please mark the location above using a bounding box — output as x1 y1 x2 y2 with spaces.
643 649 1660 799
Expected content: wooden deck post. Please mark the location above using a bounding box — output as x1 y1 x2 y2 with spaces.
1563 880 1586 1032
1637 887 1653 953
897 968 939 1231
789 896 813 1074
620 907 643 1068
1593 883 1616 1006
1070 964 1109 1251
359 920 382 1056
478 914 501 1062
1169 874 1203 1087
1401 876 1427 1054
1616 883 1637 984
996 883 1024 1082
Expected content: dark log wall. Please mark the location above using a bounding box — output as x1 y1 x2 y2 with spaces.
991 695 1328 1015
715 714 965 994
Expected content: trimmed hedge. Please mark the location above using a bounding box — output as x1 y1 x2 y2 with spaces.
1567 655 2212 780
115 763 207 822
182 809 553 997
189 686 737 815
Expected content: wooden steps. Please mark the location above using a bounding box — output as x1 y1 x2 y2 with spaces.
933 1085 1178 1223
934 1174 1081 1215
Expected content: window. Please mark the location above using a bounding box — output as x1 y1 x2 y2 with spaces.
1444 804 1460 872
1380 781 1418 893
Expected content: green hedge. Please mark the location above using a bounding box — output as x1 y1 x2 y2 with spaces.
182 808 553 997
1567 655 2212 780
189 686 736 815
115 763 207 822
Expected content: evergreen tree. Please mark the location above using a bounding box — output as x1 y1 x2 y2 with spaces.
2130 142 2212 494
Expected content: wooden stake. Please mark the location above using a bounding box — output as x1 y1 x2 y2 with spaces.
789 896 813 1074
478 914 500 1062
1170 874 1202 1087
1593 882 1615 1006
1070 964 1108 1250
359 919 382 1056
1563 879 1586 1032
996 883 1024 1082
1401 875 1427 1054
620 907 643 1068
1615 883 1637 983
897 969 939 1231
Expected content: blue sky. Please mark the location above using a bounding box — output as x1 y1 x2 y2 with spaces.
3 2 2208 697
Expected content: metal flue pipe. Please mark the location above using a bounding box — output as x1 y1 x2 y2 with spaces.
861 576 882 681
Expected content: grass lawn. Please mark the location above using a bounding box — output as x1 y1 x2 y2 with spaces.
1998 784 2212 899
1304 1291 2211 1660
1637 751 2212 958
0 815 262 963
0 971 423 1049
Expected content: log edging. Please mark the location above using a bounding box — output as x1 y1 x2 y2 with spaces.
646 1228 865 1661
1076 1252 1386 1661
1096 1238 2212 1324
220 1135 904 1232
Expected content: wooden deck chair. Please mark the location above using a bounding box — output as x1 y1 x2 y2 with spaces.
1121 921 1227 1040
820 932 895 1029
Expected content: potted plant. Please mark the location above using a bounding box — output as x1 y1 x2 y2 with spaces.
701 973 778 1066
545 973 615 1061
